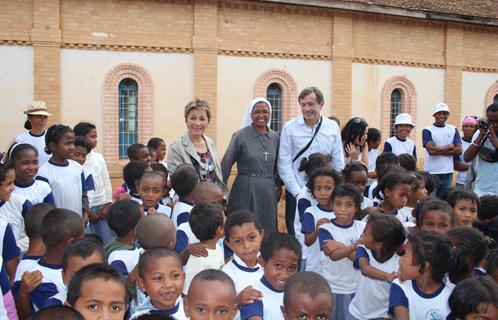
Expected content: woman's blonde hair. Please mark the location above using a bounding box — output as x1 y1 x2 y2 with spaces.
184 98 211 122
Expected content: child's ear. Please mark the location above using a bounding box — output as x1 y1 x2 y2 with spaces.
216 225 224 237
257 255 265 267
280 305 288 320
134 181 140 194
183 295 191 317
48 141 56 152
137 277 146 293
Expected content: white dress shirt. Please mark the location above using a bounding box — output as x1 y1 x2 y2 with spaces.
278 116 344 196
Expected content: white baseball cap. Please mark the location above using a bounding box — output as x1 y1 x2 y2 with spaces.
432 102 450 115
394 113 415 128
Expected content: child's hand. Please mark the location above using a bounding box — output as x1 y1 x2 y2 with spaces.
386 271 399 283
88 211 100 224
19 271 43 296
316 218 329 229
187 243 208 257
147 207 157 215
99 203 112 219
238 286 263 305
322 240 346 257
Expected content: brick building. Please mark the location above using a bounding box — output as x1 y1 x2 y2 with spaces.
1 0 497 181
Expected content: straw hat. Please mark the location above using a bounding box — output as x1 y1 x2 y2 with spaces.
24 101 52 116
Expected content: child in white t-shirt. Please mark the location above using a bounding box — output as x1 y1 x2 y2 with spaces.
319 184 366 320
389 231 455 320
383 113 416 157
301 167 341 273
183 202 226 294
348 214 405 320
37 125 89 221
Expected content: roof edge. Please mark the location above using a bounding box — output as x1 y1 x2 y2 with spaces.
259 0 498 27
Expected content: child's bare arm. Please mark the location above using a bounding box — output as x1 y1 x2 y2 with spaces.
304 218 329 246
358 257 398 282
392 306 409 320
329 242 357 261
17 271 43 320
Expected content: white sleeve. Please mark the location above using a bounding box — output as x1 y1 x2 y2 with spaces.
278 124 300 197
331 125 345 171
98 153 113 203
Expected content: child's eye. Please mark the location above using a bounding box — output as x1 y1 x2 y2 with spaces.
153 276 162 282
111 305 122 312
316 314 328 320
274 263 282 269
218 308 228 315
234 240 241 245
288 265 298 272
297 313 307 320
87 304 99 311
196 306 206 313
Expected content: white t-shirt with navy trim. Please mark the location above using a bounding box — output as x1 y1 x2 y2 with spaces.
318 219 366 294
37 159 87 216
0 219 20 264
0 194 32 244
383 136 417 157
171 198 193 228
183 244 225 294
131 298 187 320
455 139 471 185
108 247 142 276
28 260 65 311
222 254 263 294
144 203 172 217
301 204 335 273
13 178 55 206
0 256 9 319
422 124 461 174
389 279 453 320
349 246 401 320
239 276 284 320
174 222 199 253
83 171 95 208
293 188 316 255
15 131 50 166
13 255 42 300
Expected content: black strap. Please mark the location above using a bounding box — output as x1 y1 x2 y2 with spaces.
292 116 323 163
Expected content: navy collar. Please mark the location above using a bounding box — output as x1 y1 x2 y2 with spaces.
232 255 260 273
395 135 406 142
317 204 333 212
15 180 35 188
179 198 194 206
150 303 180 315
260 276 283 293
433 123 446 128
22 255 42 261
38 259 62 270
29 130 45 137
331 219 354 229
130 192 141 200
412 280 445 299
48 159 69 167
0 201 4 208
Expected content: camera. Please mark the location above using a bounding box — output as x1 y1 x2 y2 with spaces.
478 119 490 130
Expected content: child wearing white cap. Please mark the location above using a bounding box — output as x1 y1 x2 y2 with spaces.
15 101 52 166
422 103 462 198
383 113 417 158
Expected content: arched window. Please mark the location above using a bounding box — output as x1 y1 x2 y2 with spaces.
266 83 283 133
390 89 402 137
494 94 498 105
118 78 138 159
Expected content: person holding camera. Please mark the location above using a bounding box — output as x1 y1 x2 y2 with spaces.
463 103 498 196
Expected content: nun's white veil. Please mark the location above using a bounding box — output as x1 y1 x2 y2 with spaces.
240 98 272 129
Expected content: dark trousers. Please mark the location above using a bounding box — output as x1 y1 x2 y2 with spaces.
285 190 296 235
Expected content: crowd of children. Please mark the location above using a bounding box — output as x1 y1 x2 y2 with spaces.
0 100 496 320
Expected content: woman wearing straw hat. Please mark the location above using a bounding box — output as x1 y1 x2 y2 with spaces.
221 98 280 232
15 101 51 166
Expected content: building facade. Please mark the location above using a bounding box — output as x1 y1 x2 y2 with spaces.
1 0 497 179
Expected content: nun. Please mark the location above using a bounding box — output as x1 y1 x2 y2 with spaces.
221 98 280 232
